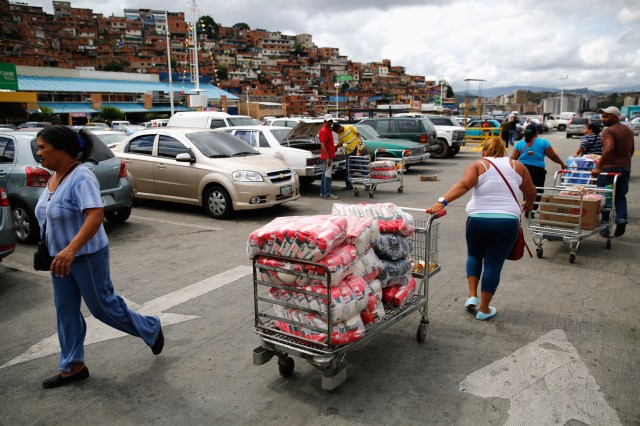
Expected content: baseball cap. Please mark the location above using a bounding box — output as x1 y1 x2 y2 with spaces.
323 113 333 121
598 106 621 117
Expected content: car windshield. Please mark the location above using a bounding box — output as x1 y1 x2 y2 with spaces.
429 117 455 126
356 125 380 140
270 128 292 142
227 117 257 126
186 131 259 157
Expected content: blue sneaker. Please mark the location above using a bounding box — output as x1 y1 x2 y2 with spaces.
476 306 497 321
464 297 478 309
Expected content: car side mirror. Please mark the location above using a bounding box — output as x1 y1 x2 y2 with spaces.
175 153 195 163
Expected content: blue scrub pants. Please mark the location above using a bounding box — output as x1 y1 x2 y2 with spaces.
465 216 519 294
51 245 160 372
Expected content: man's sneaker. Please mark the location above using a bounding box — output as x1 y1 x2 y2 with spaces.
324 194 338 200
614 223 627 237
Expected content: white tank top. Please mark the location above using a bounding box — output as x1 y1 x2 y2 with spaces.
466 157 523 217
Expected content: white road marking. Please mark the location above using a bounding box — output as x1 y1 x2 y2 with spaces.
0 265 252 369
130 214 224 231
460 329 621 425
1 260 51 277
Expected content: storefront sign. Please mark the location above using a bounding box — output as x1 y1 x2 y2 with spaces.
0 63 19 91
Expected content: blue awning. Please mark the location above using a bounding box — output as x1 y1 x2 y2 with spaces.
39 103 97 113
18 76 238 100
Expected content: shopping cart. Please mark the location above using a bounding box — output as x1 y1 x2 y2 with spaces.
348 149 406 198
528 170 618 263
252 208 444 390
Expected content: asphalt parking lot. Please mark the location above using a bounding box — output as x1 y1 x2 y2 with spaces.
0 132 638 425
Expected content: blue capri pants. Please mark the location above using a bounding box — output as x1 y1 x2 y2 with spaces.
51 245 160 372
465 216 519 294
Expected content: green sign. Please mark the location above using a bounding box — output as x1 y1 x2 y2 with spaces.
0 63 18 91
434 96 441 106
335 75 353 82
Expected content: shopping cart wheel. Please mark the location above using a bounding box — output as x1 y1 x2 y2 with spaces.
397 186 404 193
278 356 295 377
416 320 429 343
368 191 375 199
606 238 612 249
569 254 576 263
536 248 543 258
354 188 359 196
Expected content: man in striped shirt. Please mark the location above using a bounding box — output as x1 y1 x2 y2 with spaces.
574 123 603 156
332 122 363 190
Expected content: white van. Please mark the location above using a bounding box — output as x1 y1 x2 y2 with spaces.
111 120 130 128
167 111 257 129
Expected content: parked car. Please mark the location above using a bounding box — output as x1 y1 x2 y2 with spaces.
81 123 110 131
112 124 146 135
89 130 129 148
17 122 52 129
168 111 257 129
0 131 133 243
0 187 16 263
544 115 569 131
261 117 304 128
355 124 430 167
623 117 640 136
465 119 502 140
424 115 466 158
218 123 346 187
145 119 170 128
356 117 438 153
566 117 590 138
111 128 300 219
0 124 17 130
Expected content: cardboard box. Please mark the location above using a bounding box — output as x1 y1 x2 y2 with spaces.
538 195 601 230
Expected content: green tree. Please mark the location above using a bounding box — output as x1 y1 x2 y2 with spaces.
198 15 219 39
97 106 124 124
103 61 124 72
232 23 250 31
32 105 59 123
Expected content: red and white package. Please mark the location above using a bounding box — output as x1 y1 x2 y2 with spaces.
382 277 417 307
351 248 383 282
308 244 358 287
331 203 414 236
368 279 382 299
272 307 365 346
247 215 348 261
344 275 369 312
343 216 380 253
330 314 366 345
361 292 385 325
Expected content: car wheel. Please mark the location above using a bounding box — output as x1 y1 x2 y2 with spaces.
11 200 40 244
105 207 132 224
566 133 572 139
430 139 450 159
557 124 566 131
449 147 460 156
204 185 232 219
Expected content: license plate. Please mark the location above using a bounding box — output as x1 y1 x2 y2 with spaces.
280 185 292 196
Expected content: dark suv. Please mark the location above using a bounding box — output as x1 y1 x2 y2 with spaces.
566 117 590 139
357 117 438 153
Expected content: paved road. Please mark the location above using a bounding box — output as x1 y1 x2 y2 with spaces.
0 132 638 425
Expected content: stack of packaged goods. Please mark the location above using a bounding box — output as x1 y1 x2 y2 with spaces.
332 203 418 310
368 160 398 180
248 215 384 345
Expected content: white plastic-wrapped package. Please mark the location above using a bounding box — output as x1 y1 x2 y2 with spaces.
351 248 383 282
255 244 358 288
343 216 380 254
374 233 413 260
247 215 348 261
331 202 414 236
344 275 369 312
361 292 385 325
273 309 366 346
378 258 413 287
382 277 417 308
369 160 398 180
368 279 382 299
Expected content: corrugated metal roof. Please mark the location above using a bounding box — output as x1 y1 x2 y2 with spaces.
40 102 193 113
17 76 238 100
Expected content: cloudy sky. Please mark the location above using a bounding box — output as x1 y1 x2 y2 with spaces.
26 0 640 92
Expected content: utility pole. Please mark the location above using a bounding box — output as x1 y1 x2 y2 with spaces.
559 74 568 114
165 11 175 116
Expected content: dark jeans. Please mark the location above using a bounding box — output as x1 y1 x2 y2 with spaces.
525 164 547 209
320 161 333 198
597 167 630 224
344 151 355 188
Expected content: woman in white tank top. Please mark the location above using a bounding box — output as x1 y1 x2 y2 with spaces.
429 137 537 320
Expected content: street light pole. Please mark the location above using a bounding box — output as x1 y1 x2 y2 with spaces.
246 87 250 117
559 74 568 114
165 11 175 116
334 82 339 116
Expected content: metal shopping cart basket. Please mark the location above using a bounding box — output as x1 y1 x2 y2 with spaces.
528 170 618 263
251 208 444 390
348 149 406 198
